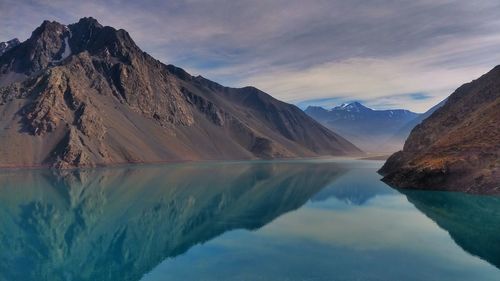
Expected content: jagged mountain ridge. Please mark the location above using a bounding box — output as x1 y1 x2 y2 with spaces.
305 102 419 153
379 66 500 194
0 18 362 168
0 38 20 56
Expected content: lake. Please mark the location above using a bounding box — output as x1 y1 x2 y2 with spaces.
0 159 499 281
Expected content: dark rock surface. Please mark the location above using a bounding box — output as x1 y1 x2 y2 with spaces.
0 38 20 56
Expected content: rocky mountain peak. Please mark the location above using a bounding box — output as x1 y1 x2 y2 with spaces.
341 101 362 107
333 102 371 113
0 20 70 75
0 38 20 56
0 17 143 77
31 20 67 38
75 17 103 29
0 17 362 169
67 18 142 64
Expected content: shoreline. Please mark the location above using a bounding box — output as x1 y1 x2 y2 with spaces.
0 155 368 172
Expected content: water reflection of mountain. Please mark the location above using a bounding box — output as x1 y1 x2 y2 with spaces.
312 170 394 205
401 190 500 269
0 162 344 281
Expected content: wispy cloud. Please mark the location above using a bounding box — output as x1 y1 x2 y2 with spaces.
1 0 499 112
236 33 500 112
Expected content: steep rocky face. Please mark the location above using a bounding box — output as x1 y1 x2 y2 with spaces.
305 102 419 153
0 18 362 169
0 21 69 76
379 66 500 194
388 98 446 147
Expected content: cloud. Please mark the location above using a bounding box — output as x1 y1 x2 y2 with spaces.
234 33 500 112
407 93 433 101
1 0 500 112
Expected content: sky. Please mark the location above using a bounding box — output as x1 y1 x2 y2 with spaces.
1 0 500 112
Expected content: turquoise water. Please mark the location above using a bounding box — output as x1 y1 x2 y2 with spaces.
0 159 499 281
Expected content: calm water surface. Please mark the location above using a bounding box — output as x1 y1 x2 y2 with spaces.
0 159 499 281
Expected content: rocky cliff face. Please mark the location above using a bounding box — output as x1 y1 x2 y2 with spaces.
379 66 500 194
389 98 446 145
0 18 362 168
0 38 20 56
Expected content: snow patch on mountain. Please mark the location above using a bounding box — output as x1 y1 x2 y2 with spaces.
53 35 72 63
60 37 72 60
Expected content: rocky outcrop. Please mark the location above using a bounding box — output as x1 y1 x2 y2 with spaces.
0 38 20 56
0 21 68 75
0 18 362 169
379 66 500 194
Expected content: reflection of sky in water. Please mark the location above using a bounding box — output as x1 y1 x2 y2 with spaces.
0 159 498 280
143 161 500 281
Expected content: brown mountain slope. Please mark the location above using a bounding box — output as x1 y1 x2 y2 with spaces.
379 66 500 194
0 18 362 169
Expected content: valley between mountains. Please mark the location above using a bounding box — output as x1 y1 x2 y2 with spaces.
0 17 498 194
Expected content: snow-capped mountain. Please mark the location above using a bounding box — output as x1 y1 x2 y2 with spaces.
329 102 417 119
305 102 420 153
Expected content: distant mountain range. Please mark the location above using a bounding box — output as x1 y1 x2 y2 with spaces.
388 98 447 145
305 102 436 153
380 66 500 193
0 17 361 168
